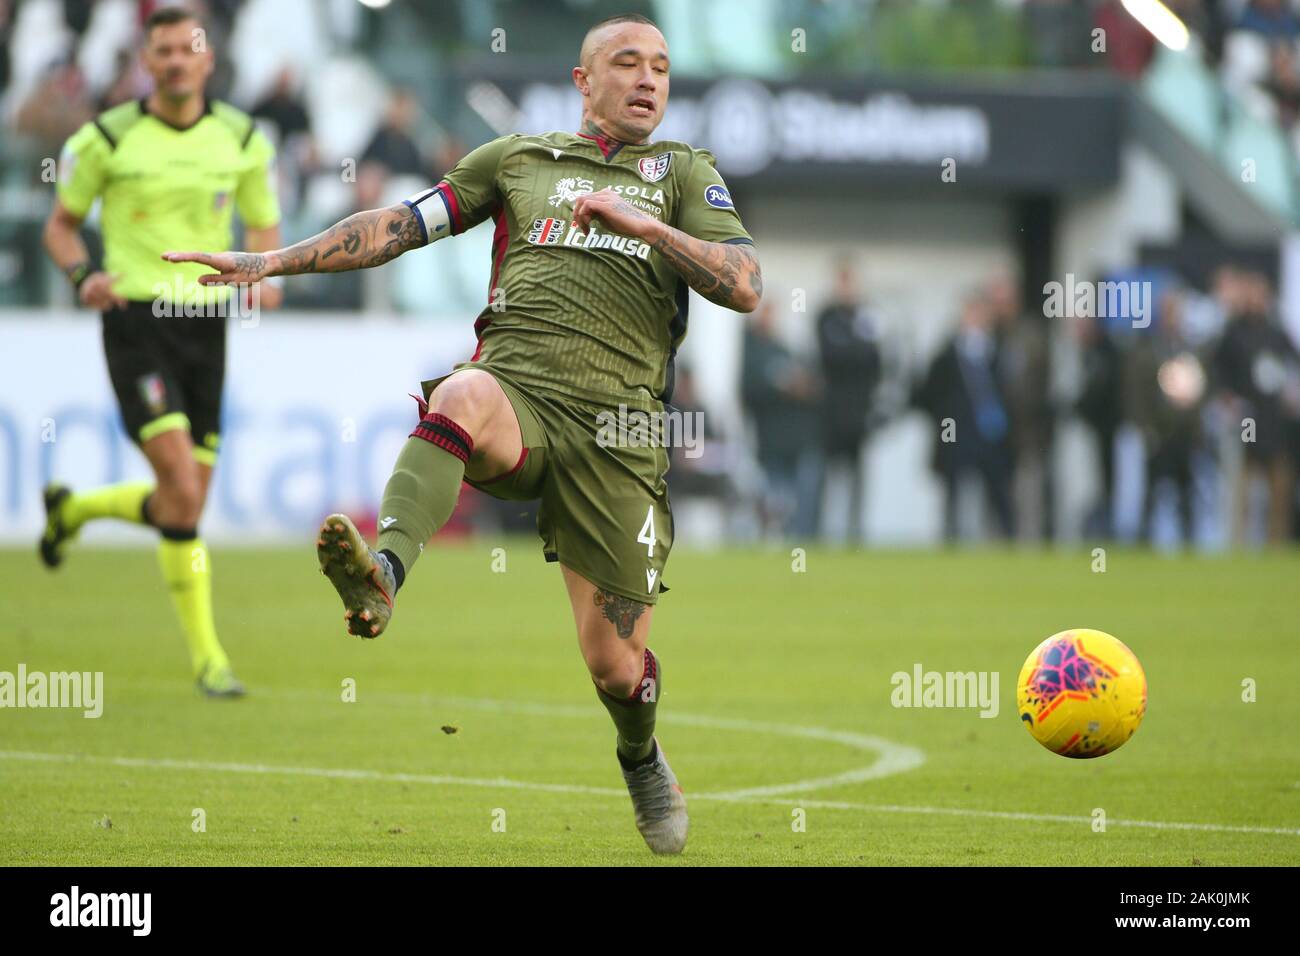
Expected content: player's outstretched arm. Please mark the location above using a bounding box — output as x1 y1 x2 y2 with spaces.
162 202 424 285
572 188 762 313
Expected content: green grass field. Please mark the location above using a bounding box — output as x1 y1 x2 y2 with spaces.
1 542 1297 865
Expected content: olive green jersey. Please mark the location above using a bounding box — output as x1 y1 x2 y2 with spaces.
414 131 753 409
57 99 280 305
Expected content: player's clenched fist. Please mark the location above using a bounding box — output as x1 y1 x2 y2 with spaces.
78 271 128 311
572 188 661 241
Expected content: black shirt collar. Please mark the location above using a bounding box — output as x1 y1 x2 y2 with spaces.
139 96 212 132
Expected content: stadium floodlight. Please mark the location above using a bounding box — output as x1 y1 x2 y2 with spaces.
1120 0 1190 51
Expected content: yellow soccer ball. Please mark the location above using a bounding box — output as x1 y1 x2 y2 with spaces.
1017 629 1147 758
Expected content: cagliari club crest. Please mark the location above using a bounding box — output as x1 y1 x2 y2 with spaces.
637 152 671 183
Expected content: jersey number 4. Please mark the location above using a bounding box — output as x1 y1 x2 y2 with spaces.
637 506 656 558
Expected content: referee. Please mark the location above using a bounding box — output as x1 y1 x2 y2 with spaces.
40 6 283 697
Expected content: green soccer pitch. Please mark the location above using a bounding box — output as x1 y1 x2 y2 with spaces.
1 543 1297 866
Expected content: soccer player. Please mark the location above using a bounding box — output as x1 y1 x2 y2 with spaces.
41 7 283 697
164 13 761 853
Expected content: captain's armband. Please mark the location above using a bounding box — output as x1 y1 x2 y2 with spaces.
402 186 455 246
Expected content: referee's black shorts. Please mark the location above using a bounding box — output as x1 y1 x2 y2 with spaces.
101 301 227 464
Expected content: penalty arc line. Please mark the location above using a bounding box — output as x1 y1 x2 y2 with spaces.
4 693 1295 837
246 688 930 798
0 749 1296 837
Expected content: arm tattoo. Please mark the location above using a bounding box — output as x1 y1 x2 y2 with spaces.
272 203 424 276
649 225 762 311
222 253 269 282
593 588 648 640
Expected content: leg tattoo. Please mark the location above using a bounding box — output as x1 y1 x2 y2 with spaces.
594 588 648 640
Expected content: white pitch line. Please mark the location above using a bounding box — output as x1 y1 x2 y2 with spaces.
0 750 628 798
0 691 923 803
1 749 1296 837
724 795 1300 836
235 688 929 798
7 691 1295 837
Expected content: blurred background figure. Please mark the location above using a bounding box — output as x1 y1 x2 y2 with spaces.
1093 0 1157 76
1124 289 1209 547
0 0 12 100
989 274 1054 543
99 45 149 109
1235 0 1300 39
1 0 1298 553
252 66 319 215
915 293 1013 542
666 365 740 545
1213 271 1300 545
741 301 822 541
359 88 429 202
1073 311 1125 539
12 58 92 151
815 259 881 546
252 67 312 144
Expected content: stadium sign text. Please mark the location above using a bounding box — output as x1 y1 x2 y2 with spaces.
496 75 1121 188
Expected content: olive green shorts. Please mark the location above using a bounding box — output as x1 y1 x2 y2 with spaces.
421 366 673 605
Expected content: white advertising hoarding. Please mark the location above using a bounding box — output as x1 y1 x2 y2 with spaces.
0 313 476 543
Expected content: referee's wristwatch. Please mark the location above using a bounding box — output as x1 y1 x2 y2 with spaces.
65 262 91 292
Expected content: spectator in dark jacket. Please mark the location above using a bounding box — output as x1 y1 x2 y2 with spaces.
1213 272 1300 544
1073 313 1124 537
361 88 427 180
815 263 882 544
990 274 1053 541
915 294 1014 541
741 303 823 539
252 67 313 142
1124 291 1208 546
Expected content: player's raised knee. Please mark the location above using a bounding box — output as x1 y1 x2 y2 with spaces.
428 369 504 435
587 650 644 700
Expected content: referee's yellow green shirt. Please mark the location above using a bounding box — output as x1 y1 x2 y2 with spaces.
57 98 280 305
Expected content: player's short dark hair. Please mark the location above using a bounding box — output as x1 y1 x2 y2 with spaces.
144 5 204 36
